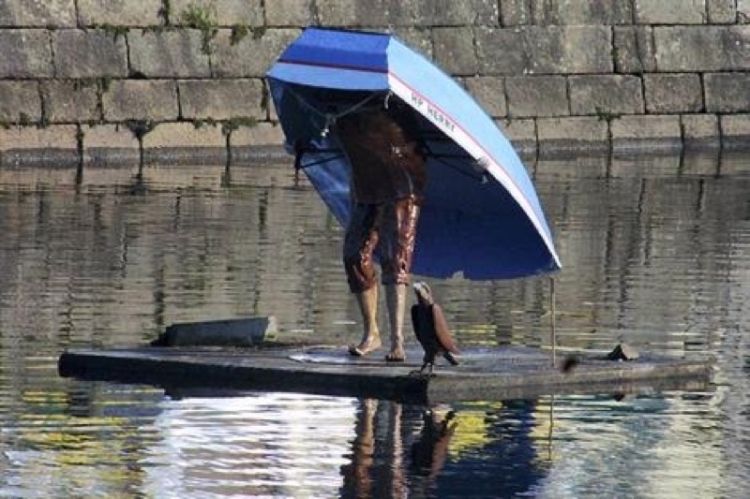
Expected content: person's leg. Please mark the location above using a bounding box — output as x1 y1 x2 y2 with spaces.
351 285 381 356
344 203 382 356
380 197 420 362
383 282 407 361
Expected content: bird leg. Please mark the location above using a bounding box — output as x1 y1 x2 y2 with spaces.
385 283 407 362
349 286 381 356
409 362 436 378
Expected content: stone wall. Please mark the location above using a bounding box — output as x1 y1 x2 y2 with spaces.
1 0 749 166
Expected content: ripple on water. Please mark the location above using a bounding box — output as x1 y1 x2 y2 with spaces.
140 393 358 498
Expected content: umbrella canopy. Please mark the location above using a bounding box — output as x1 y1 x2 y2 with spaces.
266 27 561 280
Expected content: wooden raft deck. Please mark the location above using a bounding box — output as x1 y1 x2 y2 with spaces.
58 345 712 404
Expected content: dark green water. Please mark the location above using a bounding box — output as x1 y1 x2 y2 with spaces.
0 153 748 498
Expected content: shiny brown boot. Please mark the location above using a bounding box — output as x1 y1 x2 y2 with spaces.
349 286 382 356
384 283 407 362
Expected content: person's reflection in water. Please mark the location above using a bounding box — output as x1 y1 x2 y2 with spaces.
340 399 455 498
342 399 376 497
341 399 407 498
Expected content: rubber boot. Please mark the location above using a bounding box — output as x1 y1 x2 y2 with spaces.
385 283 407 362
349 286 381 356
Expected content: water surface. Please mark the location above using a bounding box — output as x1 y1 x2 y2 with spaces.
0 153 748 498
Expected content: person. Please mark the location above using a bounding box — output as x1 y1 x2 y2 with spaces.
333 95 427 362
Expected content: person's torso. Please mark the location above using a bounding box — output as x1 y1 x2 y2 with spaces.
336 107 426 204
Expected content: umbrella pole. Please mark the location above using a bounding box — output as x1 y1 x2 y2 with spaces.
550 277 556 368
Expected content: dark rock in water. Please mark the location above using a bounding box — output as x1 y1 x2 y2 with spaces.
607 343 639 361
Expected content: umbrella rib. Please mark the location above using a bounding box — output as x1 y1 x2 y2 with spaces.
285 85 384 129
422 143 486 183
298 151 347 169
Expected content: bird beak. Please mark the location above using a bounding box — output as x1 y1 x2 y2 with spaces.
413 281 429 301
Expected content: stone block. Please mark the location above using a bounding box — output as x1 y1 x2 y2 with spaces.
569 75 644 116
474 27 526 75
142 122 227 164
530 0 633 25
720 152 750 175
527 26 612 74
465 76 506 118
680 152 721 175
500 0 529 26
506 76 568 118
0 29 54 78
499 118 536 156
708 0 737 23
0 125 79 167
143 122 226 147
537 117 609 157
611 115 682 153
230 122 286 160
477 26 612 75
230 122 285 147
0 81 42 124
705 73 750 113
644 74 703 114
171 0 264 26
741 0 750 23
53 30 128 78
392 28 433 58
103 80 179 121
77 0 163 26
720 114 750 150
432 27 478 76
41 80 100 123
388 0 499 26
179 79 265 120
82 123 139 149
635 0 707 24
266 0 315 26
318 0 497 27
614 26 656 73
0 0 76 27
681 115 720 150
610 153 681 177
212 28 300 77
129 30 210 78
316 0 363 25
0 124 77 150
654 26 750 72
81 124 140 166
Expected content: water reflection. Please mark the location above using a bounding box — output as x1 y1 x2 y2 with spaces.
0 152 748 497
143 394 357 498
341 398 545 498
5 388 725 498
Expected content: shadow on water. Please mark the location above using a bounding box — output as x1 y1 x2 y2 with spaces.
0 151 748 497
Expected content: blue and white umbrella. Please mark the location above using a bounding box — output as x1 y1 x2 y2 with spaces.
267 27 561 280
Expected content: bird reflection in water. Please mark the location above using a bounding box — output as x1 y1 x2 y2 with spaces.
340 399 457 498
409 409 458 495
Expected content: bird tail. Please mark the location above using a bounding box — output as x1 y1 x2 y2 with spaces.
443 351 459 366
